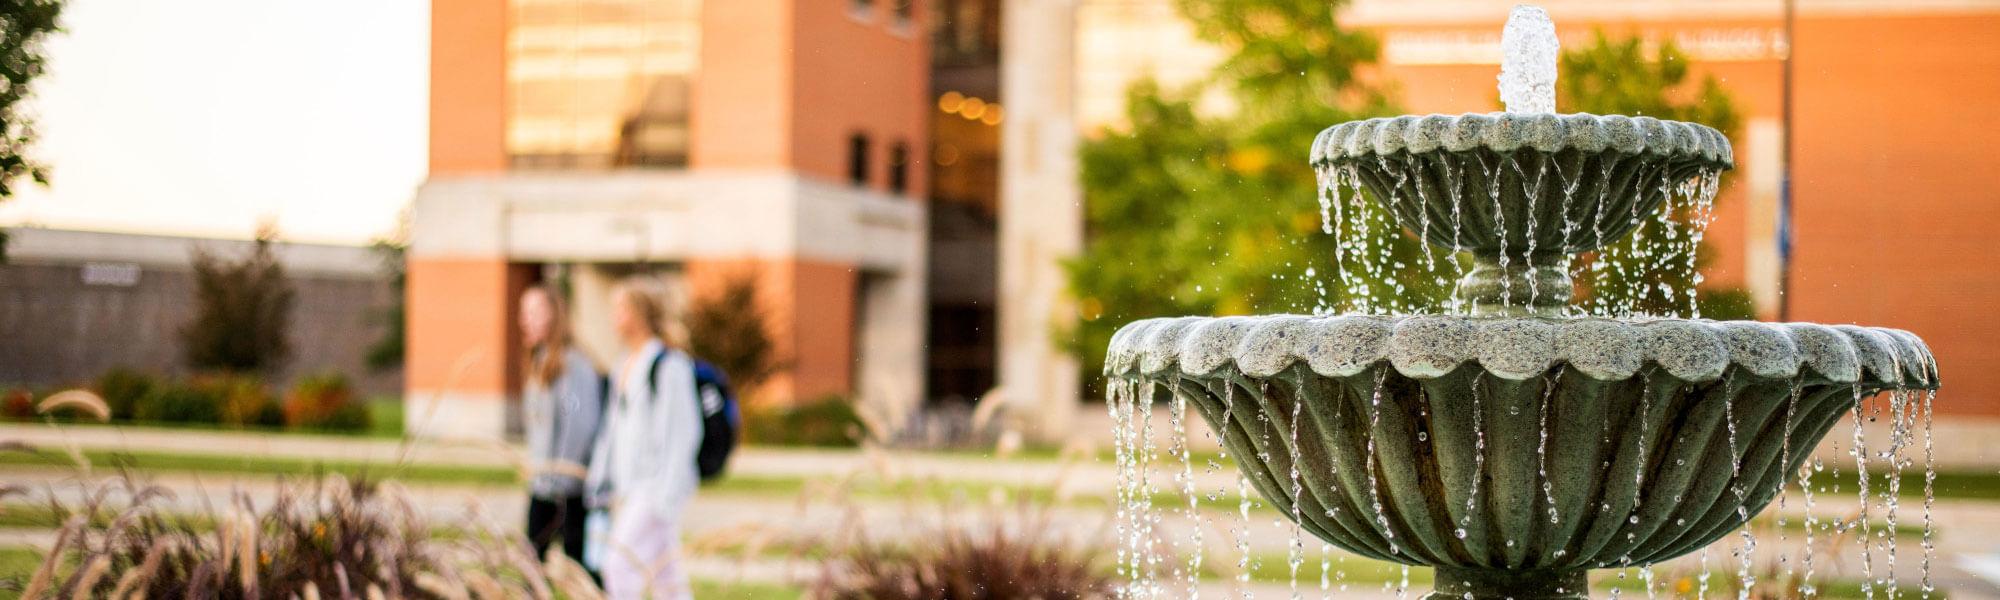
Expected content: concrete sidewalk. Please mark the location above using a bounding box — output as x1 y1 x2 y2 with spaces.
0 421 1212 492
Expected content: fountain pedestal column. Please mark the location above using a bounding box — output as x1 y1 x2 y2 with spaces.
1458 256 1573 317
1426 568 1589 600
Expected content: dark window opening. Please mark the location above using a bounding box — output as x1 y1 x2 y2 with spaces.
888 142 910 195
848 133 873 187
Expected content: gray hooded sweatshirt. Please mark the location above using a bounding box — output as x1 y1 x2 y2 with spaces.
523 347 605 500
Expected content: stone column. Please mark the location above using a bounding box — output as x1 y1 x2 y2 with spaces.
856 265 928 439
566 264 623 369
998 0 1082 442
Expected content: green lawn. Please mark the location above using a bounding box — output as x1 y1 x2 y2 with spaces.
691 578 803 599
0 547 37 600
6 397 408 440
2 444 1992 523
365 396 404 438
0 447 515 485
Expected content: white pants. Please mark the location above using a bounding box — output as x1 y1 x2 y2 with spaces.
601 510 690 600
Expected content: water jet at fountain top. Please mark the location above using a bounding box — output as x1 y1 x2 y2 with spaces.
1104 4 1939 600
1500 5 1559 114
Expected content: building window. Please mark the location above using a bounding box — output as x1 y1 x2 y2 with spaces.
934 0 998 66
888 142 910 195
614 76 693 168
505 0 702 171
849 133 873 187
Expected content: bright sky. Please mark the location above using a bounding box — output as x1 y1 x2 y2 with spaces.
0 0 428 246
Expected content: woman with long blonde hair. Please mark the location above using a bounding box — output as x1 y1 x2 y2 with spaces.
517 284 605 571
585 278 701 599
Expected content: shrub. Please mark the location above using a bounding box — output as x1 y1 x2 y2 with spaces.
133 382 224 424
94 368 157 421
1698 287 1758 321
322 402 371 432
2 388 33 420
180 231 295 373
283 373 369 432
197 374 282 428
364 239 405 373
686 271 781 394
814 507 1113 600
743 394 863 448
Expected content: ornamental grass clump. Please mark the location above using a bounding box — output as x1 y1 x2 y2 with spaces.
813 500 1114 600
4 393 602 600
12 473 606 600
16 473 451 599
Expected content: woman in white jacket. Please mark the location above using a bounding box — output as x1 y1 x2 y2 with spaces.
586 279 702 599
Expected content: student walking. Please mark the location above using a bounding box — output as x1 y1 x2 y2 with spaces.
517 284 604 571
586 279 702 599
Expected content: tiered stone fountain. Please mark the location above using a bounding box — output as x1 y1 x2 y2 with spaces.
1104 6 1938 599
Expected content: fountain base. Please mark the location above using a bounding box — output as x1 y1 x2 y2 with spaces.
1426 568 1588 600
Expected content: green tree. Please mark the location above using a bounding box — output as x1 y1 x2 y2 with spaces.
0 0 66 262
1063 0 1439 389
364 238 406 372
181 231 296 373
1556 32 1754 319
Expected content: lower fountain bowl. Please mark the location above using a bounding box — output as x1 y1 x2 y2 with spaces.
1105 314 1936 586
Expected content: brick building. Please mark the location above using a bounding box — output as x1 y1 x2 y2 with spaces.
409 0 931 439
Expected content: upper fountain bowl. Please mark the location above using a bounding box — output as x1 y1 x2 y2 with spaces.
1311 112 1732 262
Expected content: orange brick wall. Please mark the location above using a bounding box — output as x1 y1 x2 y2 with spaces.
791 1 932 198
690 0 931 200
406 258 534 397
691 0 795 170
1788 14 2000 415
429 0 508 175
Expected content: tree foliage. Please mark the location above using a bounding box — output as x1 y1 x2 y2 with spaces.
181 232 296 373
1556 32 1740 135
1064 0 1428 389
685 271 781 395
364 238 405 372
1557 32 1754 319
0 0 66 261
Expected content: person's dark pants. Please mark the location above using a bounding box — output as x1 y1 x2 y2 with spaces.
526 494 591 573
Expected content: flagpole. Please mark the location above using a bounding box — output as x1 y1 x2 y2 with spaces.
1777 0 1796 321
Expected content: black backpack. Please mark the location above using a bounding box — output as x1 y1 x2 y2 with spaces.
641 351 739 481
